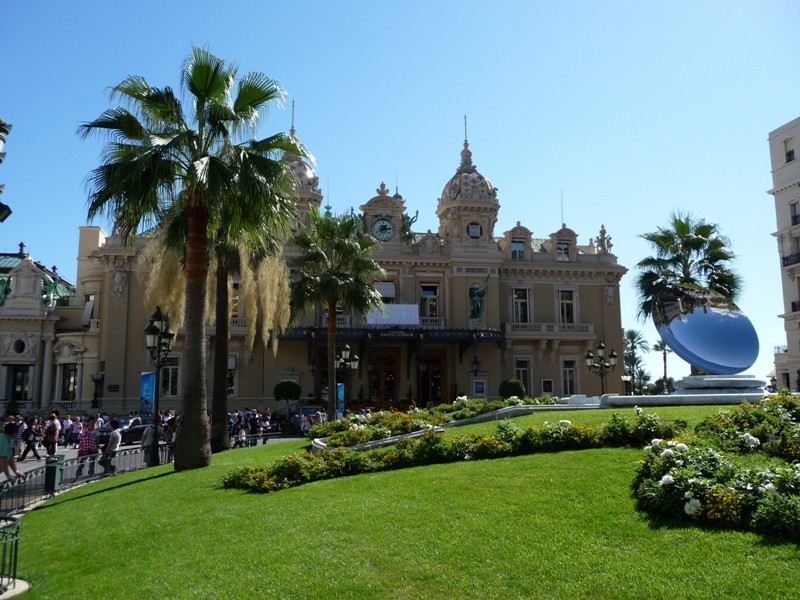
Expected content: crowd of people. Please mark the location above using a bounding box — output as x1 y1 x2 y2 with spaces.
228 408 281 447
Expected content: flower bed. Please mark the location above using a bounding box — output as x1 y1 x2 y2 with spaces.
632 392 800 540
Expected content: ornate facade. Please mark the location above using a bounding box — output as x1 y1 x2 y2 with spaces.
0 136 627 416
771 115 800 389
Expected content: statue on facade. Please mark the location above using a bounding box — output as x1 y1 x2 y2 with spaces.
469 276 489 319
0 277 10 306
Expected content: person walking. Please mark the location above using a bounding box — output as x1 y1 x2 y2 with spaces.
70 418 83 449
76 417 98 477
43 413 60 456
140 420 163 467
0 422 26 484
19 417 43 461
98 418 121 476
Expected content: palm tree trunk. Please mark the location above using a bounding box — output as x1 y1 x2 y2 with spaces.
327 299 338 418
174 204 213 471
210 260 231 453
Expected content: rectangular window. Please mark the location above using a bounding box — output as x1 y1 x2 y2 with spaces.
231 284 240 320
542 379 554 395
792 203 800 226
61 365 78 401
468 223 481 239
473 379 486 397
559 290 575 324
511 239 525 260
556 241 569 261
562 359 576 396
785 138 795 163
512 288 529 323
161 357 180 397
420 283 439 318
227 369 236 397
514 358 531 396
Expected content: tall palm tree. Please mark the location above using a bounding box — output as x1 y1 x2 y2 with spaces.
633 366 652 396
81 46 303 470
635 211 741 321
624 329 650 381
289 207 385 418
652 339 672 394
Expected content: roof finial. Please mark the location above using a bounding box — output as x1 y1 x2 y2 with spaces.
460 115 473 170
290 100 296 138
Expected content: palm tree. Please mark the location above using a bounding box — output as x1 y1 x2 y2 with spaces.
81 46 303 470
624 329 650 383
289 207 385 418
633 366 652 396
635 211 741 321
652 339 672 394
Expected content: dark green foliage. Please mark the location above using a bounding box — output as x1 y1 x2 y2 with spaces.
273 380 301 402
498 378 526 399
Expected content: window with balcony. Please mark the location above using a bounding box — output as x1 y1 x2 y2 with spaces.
375 281 396 305
420 283 439 318
559 289 575 324
512 288 529 323
511 239 525 260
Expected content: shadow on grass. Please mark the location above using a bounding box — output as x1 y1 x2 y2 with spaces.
29 471 174 513
638 510 799 548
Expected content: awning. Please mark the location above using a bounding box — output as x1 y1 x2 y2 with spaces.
374 281 396 298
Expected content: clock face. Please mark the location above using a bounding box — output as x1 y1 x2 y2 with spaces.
371 218 396 241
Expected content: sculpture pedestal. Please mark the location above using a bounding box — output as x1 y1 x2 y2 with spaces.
600 374 768 408
673 374 767 394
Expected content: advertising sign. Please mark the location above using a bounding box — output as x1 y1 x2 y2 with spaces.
140 371 155 422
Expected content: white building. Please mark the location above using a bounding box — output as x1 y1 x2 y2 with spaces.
770 115 800 389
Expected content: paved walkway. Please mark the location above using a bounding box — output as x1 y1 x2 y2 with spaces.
15 443 87 475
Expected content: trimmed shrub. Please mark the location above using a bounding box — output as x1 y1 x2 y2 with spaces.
499 378 526 399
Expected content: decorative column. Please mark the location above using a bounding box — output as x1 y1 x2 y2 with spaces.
40 334 55 409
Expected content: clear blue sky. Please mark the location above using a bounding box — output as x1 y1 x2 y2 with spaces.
3 0 798 384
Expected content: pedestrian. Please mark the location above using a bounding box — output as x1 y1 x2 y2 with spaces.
62 414 73 447
13 416 26 459
70 418 83 448
76 417 98 477
0 423 26 484
43 413 60 456
140 420 163 467
98 418 121 476
19 417 43 461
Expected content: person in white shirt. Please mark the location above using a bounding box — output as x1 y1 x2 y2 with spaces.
99 419 121 475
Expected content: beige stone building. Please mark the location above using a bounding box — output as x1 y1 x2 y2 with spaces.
771 115 800 389
0 137 627 417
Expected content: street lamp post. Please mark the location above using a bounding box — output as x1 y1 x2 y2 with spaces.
584 341 618 395
144 307 175 467
336 344 359 415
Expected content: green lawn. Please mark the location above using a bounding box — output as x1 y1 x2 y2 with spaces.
17 406 800 599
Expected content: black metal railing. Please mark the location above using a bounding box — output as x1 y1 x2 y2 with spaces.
783 253 800 267
0 517 18 595
0 444 172 517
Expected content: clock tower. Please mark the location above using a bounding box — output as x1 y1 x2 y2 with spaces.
360 182 406 245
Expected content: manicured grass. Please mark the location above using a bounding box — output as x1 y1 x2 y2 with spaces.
17 406 800 599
